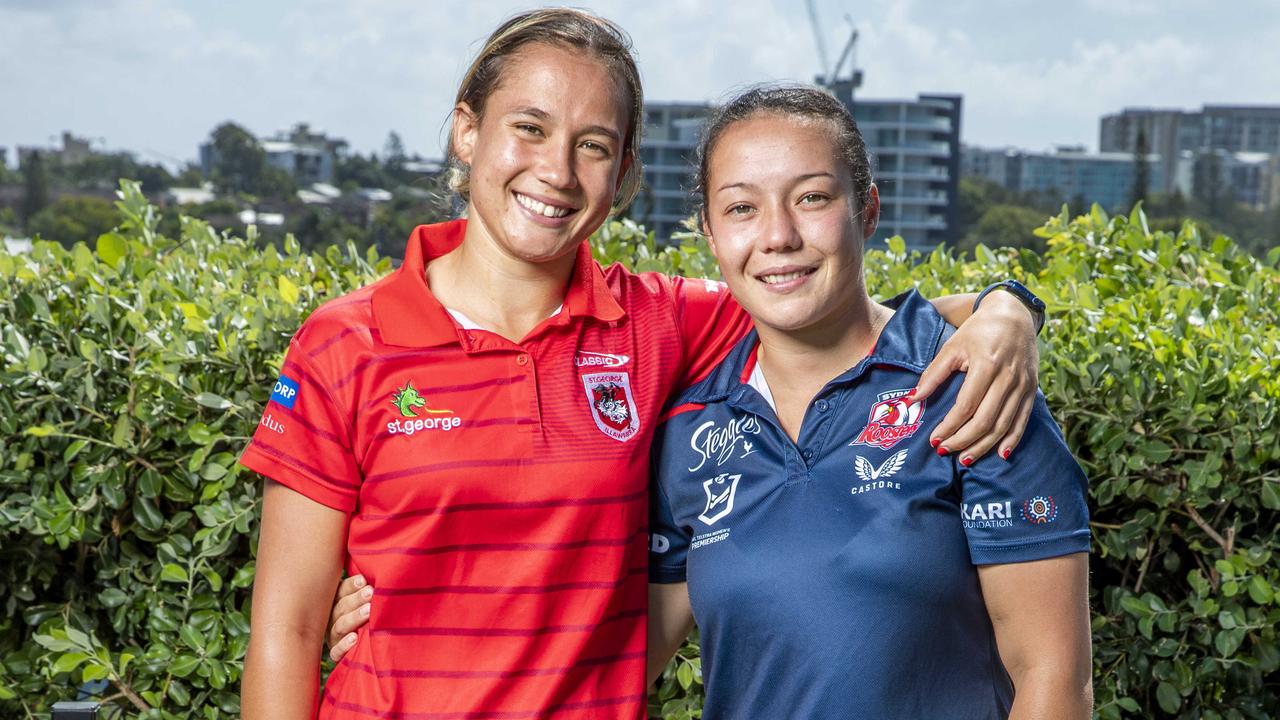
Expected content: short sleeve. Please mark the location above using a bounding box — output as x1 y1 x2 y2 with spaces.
671 276 752 390
649 430 692 583
239 340 362 512
960 392 1091 565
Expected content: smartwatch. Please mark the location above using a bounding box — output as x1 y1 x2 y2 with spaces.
973 280 1046 334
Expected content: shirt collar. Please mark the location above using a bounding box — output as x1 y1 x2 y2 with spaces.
678 289 946 405
370 219 625 348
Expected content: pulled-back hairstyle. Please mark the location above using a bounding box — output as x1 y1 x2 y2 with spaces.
448 8 644 214
695 83 874 218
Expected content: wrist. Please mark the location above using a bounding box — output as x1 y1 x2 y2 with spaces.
973 280 1045 334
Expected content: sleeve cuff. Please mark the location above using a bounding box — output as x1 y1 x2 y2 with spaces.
240 442 358 513
969 530 1091 566
649 566 688 584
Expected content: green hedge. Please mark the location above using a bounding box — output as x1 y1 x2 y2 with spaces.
1 183 1277 718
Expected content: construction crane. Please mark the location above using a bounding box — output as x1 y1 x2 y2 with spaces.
806 0 863 103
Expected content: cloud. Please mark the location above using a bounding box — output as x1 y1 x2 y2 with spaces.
1 0 1276 165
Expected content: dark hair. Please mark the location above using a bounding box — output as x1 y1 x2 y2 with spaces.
448 7 644 213
695 83 873 217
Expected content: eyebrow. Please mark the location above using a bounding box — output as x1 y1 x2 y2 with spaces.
510 106 622 143
715 172 837 193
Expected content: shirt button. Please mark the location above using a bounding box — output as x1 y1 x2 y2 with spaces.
516 354 529 366
815 399 829 412
803 448 814 460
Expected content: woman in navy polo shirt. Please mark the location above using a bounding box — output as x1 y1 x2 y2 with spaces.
640 85 1092 718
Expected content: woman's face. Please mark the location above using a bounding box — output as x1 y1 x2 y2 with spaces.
703 113 878 336
453 43 631 265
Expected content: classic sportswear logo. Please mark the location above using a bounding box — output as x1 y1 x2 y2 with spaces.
688 415 761 472
851 450 907 494
387 381 461 435
698 473 741 525
850 389 924 451
575 351 630 368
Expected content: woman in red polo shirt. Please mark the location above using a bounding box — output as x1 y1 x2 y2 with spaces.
240 9 1043 719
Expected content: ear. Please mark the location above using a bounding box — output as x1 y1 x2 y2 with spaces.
860 183 881 240
451 102 480 165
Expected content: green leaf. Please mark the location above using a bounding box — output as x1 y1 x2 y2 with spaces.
96 232 127 266
1247 576 1273 604
278 275 300 304
169 654 201 678
81 663 109 682
98 588 128 608
1156 682 1181 713
195 392 232 410
1262 481 1280 511
24 424 58 437
179 624 205 652
161 563 189 583
52 651 90 674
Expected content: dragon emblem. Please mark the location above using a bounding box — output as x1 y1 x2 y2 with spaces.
390 381 451 418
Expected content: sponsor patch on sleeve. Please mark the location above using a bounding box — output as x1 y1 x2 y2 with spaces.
270 374 300 409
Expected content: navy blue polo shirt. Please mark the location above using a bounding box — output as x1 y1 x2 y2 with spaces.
649 290 1090 720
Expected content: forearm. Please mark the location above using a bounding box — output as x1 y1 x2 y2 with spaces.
930 291 1032 329
242 625 324 719
1007 665 1093 720
930 292 979 326
647 582 695 686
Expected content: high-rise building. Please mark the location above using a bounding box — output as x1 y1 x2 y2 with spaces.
963 145 1174 213
853 94 961 250
634 94 962 250
630 104 707 242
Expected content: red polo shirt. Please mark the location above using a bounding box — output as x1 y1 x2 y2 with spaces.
240 219 749 719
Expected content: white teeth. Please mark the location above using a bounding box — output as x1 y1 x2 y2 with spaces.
516 192 571 218
761 270 810 285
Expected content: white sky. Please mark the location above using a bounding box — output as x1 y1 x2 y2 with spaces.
2 0 1278 168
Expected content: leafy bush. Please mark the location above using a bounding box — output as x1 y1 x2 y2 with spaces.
2 185 1278 719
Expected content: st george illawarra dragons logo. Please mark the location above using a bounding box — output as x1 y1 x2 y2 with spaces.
582 372 640 442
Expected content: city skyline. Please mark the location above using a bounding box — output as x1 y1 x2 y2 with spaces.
3 0 1279 168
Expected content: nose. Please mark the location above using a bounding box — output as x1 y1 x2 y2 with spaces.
759 204 803 253
535 138 578 191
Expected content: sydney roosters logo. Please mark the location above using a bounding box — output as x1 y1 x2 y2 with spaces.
850 389 924 451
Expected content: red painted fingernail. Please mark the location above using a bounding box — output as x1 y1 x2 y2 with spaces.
1001 448 1011 460
937 446 950 457
930 438 941 449
960 456 973 467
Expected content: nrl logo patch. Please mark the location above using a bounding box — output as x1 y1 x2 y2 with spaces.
582 372 640 442
850 388 925 451
698 473 741 525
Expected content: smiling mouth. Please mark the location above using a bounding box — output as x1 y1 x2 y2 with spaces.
758 268 817 285
514 192 578 219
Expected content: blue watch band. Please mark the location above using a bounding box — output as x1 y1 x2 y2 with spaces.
973 280 1046 334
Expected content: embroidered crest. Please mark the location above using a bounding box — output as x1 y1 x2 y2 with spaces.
850 389 925 451
698 473 742 525
582 372 640 442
